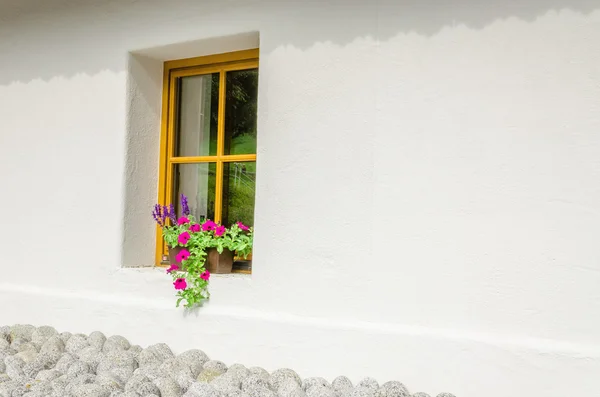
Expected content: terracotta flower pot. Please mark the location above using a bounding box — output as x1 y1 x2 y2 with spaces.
168 246 234 274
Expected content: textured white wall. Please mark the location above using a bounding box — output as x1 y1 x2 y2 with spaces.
0 1 599 396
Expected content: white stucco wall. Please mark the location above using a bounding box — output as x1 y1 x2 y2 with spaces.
1 1 600 396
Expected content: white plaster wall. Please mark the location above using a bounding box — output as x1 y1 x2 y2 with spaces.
1 1 600 396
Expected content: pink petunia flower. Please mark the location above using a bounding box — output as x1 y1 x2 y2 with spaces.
200 271 210 281
201 220 216 231
173 278 187 290
166 264 179 274
236 222 249 231
189 223 201 233
178 231 190 245
177 217 190 225
175 249 190 262
214 225 226 237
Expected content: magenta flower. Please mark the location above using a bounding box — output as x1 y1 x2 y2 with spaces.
237 222 249 231
201 220 216 231
214 225 226 237
177 217 190 225
173 278 187 290
175 249 190 262
166 264 179 274
178 231 190 245
189 223 201 233
200 271 210 281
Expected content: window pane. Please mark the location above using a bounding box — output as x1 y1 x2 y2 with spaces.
222 161 256 227
175 74 219 157
224 69 258 155
172 163 216 221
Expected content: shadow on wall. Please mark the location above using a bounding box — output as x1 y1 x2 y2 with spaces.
0 0 598 85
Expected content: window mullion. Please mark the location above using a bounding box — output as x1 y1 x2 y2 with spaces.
214 69 227 223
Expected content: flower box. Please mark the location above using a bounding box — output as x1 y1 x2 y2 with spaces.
168 246 234 274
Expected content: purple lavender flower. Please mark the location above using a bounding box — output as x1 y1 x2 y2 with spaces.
168 203 177 223
161 205 169 225
152 204 163 226
181 194 190 216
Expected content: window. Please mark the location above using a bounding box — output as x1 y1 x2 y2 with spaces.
156 49 259 272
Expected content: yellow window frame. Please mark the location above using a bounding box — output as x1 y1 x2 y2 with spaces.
156 49 259 267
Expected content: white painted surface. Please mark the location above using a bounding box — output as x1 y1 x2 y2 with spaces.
1 1 600 396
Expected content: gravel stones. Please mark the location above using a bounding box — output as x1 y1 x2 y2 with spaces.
271 368 302 391
32 326 59 346
66 334 90 356
9 324 35 343
184 382 223 397
302 377 330 392
155 375 182 397
138 343 174 368
178 349 210 378
103 335 130 353
0 325 454 397
332 376 353 394
378 381 410 397
88 331 107 351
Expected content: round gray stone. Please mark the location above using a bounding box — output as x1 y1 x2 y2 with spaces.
16 341 39 353
0 338 9 352
247 367 269 379
197 368 225 383
436 394 456 397
203 360 228 373
55 352 78 373
67 360 92 380
306 386 335 397
134 365 162 383
67 383 111 397
302 377 330 392
241 373 271 392
14 348 37 364
241 385 277 397
32 326 59 346
270 368 302 391
411 393 431 397
155 375 182 397
36 369 62 382
94 373 123 393
97 350 137 376
78 346 105 372
177 349 210 378
209 372 241 394
276 378 307 397
59 332 73 344
66 334 89 356
332 376 353 393
184 382 224 397
88 331 107 351
138 343 174 368
357 377 379 392
9 324 35 342
103 335 131 353
227 364 250 382
5 355 26 381
348 387 377 397
379 381 410 397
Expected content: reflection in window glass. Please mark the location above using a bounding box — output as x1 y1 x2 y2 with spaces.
224 69 258 156
222 161 256 227
172 163 217 221
176 74 219 157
